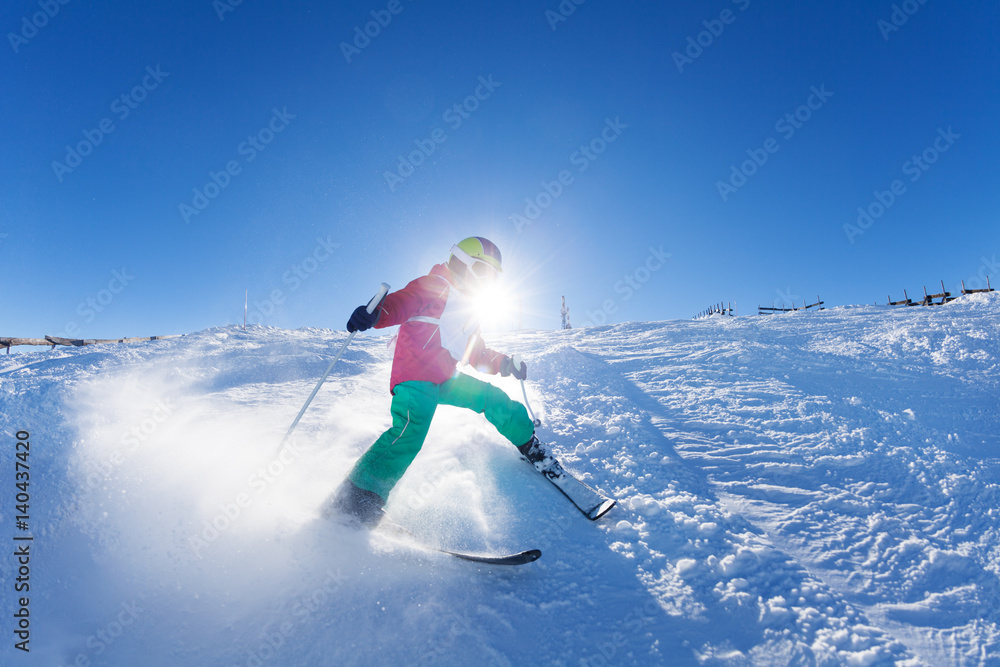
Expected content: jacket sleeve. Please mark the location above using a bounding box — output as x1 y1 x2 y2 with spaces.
469 334 507 375
373 274 442 329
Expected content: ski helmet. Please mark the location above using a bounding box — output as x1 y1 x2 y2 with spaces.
449 237 502 278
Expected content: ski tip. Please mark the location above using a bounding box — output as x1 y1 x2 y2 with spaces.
588 499 617 521
450 548 542 566
502 549 542 565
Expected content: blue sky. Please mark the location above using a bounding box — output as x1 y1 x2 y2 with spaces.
1 0 997 340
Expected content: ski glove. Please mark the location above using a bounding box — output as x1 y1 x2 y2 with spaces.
500 355 528 381
347 305 380 333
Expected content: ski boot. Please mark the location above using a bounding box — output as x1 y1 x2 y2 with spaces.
517 435 563 480
324 480 385 528
518 435 617 521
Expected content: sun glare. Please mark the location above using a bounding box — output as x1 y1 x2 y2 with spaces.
473 282 515 332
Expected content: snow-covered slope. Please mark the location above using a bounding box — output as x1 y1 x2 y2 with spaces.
2 294 998 666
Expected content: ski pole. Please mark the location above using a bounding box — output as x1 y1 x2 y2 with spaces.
275 282 390 455
512 354 541 427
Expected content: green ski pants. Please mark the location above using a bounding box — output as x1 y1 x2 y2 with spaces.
348 374 535 501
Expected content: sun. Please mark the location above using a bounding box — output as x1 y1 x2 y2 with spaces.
471 281 515 332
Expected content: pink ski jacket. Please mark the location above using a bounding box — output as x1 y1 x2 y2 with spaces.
373 262 506 391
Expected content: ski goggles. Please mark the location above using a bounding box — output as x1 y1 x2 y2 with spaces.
450 244 500 281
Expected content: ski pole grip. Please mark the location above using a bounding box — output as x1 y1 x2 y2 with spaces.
511 354 524 372
366 282 390 314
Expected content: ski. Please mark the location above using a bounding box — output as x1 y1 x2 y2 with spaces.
378 520 542 567
521 446 617 520
437 547 542 566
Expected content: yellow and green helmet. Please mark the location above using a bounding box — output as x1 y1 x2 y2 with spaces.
450 236 503 277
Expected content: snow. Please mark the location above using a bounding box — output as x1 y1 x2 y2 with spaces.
1 294 999 665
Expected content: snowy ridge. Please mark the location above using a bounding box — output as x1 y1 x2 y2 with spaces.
1 294 998 665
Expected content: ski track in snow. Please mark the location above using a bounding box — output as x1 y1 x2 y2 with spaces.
1 294 998 666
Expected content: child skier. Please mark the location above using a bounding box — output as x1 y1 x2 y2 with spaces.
329 236 548 527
